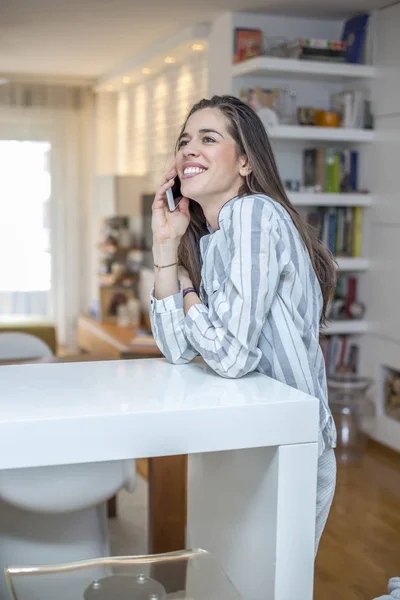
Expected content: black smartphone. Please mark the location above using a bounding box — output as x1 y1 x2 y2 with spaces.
166 176 182 211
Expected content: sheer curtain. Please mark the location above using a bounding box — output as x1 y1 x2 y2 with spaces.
0 82 94 347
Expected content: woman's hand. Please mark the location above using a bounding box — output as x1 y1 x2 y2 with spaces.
151 168 190 246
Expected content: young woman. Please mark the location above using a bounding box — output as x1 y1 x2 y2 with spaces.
374 578 400 599
150 94 337 552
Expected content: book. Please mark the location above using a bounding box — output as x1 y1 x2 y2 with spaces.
341 14 370 64
331 90 367 129
353 207 363 257
297 38 346 62
233 29 263 63
322 335 360 375
303 147 358 193
307 207 363 257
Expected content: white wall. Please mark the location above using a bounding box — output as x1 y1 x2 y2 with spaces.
95 51 208 189
363 2 400 451
95 91 118 175
88 49 208 309
207 13 234 97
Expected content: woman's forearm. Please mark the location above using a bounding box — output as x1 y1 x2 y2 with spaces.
151 241 200 365
183 291 201 315
153 241 180 300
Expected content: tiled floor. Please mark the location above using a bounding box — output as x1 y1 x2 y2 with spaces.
109 474 148 557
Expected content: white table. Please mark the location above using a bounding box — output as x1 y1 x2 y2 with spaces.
0 358 319 600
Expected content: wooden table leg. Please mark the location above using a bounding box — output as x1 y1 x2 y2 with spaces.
107 495 117 518
148 454 187 553
148 455 187 594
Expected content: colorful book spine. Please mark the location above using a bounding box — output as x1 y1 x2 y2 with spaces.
322 335 360 375
303 147 358 193
353 207 362 257
325 149 338 193
307 207 363 257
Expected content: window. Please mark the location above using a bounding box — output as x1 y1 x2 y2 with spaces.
0 140 51 293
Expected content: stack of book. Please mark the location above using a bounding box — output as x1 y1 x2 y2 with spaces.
321 274 364 375
297 38 346 62
321 335 359 375
331 91 368 129
303 148 358 193
308 207 362 257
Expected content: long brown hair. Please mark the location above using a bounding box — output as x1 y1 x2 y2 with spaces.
176 95 336 325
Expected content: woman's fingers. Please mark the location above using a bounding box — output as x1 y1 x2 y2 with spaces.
155 179 172 199
166 167 177 180
177 197 190 218
153 185 173 214
152 198 165 213
152 168 178 217
159 168 176 195
154 174 175 203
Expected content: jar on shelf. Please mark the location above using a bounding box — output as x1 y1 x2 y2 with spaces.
327 374 375 463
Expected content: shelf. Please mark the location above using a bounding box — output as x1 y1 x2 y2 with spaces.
266 125 375 142
335 257 370 271
232 56 376 80
288 192 372 207
323 320 368 335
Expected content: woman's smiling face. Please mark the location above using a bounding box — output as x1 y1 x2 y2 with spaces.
176 107 246 204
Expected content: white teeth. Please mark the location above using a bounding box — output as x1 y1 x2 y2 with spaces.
183 166 206 175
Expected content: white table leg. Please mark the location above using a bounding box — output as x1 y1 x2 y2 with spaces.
187 443 318 600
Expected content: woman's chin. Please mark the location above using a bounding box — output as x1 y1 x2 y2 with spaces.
185 194 204 205
181 184 203 202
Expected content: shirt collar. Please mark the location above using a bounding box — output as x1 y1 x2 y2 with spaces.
217 196 238 229
203 195 239 235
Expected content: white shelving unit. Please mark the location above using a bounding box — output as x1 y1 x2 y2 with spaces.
232 55 376 80
230 46 375 371
288 193 372 207
324 320 368 336
336 257 370 271
266 125 375 143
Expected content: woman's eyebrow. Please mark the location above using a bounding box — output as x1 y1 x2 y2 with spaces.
199 128 224 138
179 128 224 140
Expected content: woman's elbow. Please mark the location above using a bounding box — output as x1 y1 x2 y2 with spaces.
215 368 248 379
164 353 192 366
211 353 260 379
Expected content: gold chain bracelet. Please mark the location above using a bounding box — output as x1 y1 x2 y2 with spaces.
154 261 178 272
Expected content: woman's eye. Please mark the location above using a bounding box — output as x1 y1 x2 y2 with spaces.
203 136 215 143
178 140 188 148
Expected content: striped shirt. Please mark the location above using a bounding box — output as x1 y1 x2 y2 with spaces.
150 194 336 456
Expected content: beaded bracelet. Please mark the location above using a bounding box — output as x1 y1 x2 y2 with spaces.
183 287 196 298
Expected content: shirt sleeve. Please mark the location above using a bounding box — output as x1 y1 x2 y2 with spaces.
149 285 199 364
183 196 281 379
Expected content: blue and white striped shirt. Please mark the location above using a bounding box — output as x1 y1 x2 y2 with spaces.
150 194 336 456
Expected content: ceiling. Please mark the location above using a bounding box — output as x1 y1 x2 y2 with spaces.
0 0 388 79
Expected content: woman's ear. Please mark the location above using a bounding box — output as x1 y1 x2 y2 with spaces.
239 157 252 177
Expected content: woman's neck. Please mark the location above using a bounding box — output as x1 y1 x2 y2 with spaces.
200 202 223 232
195 190 240 231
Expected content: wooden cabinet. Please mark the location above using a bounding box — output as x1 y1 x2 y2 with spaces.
77 314 161 359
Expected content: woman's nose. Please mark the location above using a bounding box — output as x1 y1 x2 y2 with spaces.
183 143 200 157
